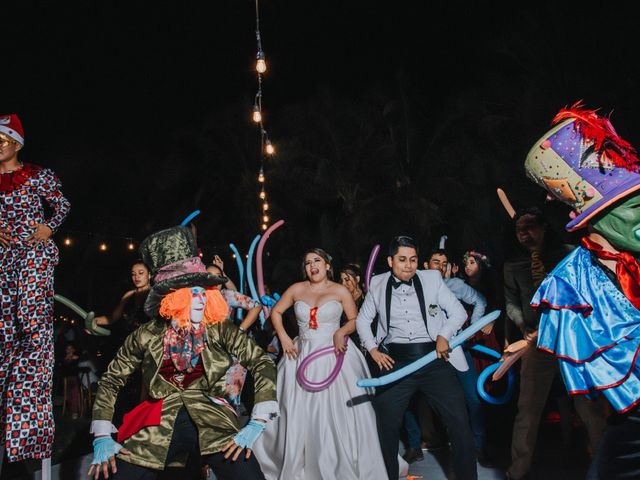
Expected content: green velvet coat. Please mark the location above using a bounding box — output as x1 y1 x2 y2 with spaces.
92 318 277 470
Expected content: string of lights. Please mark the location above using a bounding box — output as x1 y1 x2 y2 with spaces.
252 0 275 231
57 229 138 252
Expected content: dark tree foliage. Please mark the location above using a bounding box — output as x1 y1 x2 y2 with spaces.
4 1 639 307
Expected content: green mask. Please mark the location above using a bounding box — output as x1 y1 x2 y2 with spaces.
592 194 640 253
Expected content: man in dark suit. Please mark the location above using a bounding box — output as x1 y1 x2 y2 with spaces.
504 208 605 480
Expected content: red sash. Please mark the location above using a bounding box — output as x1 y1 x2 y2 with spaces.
117 399 163 443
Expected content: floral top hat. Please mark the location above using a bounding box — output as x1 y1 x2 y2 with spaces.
139 225 227 317
525 101 640 232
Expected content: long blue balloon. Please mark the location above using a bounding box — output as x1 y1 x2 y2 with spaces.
356 310 501 388
471 344 516 405
229 243 245 322
470 343 501 360
246 234 265 326
180 210 201 226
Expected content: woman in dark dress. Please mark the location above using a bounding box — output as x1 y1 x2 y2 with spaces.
462 250 502 370
95 261 152 424
95 261 152 338
339 263 365 309
339 263 366 351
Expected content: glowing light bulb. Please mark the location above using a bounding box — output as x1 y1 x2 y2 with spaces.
258 167 265 183
99 242 108 252
256 51 267 73
127 242 135 251
265 139 275 155
262 223 268 231
259 189 266 200
263 202 269 211
252 106 262 123
232 254 236 259
263 215 269 223
63 237 72 246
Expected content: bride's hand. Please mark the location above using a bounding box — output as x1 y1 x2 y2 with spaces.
279 335 298 359
333 332 347 354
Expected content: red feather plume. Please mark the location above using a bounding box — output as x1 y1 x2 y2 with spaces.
552 100 640 172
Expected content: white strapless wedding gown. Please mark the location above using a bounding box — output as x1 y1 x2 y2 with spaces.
252 300 389 480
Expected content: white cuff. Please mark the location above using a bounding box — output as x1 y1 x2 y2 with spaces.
438 325 455 341
364 339 378 353
251 400 280 424
90 420 118 437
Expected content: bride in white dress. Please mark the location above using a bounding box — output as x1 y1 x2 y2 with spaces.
252 248 389 480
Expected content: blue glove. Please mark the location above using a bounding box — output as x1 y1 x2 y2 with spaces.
233 420 266 449
260 295 276 308
91 436 124 465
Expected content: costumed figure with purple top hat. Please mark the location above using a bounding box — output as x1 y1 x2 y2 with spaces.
88 225 278 479
523 102 640 478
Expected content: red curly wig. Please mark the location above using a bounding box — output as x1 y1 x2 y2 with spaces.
159 287 228 328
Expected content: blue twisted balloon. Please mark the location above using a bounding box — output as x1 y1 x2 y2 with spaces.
260 293 280 308
471 344 516 405
180 210 201 226
356 310 501 388
246 234 265 326
229 243 245 322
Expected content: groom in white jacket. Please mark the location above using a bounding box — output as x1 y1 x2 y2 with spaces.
356 236 477 480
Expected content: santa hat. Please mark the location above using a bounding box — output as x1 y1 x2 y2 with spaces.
0 114 24 145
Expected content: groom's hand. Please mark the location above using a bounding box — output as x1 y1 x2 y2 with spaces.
370 348 394 371
436 335 450 362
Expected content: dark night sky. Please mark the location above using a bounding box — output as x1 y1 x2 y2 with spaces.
4 1 640 309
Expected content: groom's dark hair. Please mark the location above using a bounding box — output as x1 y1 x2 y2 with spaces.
388 236 418 257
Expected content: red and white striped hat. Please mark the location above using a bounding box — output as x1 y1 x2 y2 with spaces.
0 114 24 145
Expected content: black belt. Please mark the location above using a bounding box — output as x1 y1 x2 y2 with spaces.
388 342 435 362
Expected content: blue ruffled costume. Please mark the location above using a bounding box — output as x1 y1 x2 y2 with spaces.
532 246 640 413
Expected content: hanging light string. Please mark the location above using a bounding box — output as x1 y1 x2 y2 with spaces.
253 0 274 231
57 229 137 252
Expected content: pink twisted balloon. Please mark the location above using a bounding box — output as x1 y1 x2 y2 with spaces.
364 244 380 293
296 337 349 392
256 219 285 318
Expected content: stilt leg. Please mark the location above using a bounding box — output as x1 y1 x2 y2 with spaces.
42 457 51 480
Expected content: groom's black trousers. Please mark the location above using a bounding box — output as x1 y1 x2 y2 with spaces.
373 342 477 480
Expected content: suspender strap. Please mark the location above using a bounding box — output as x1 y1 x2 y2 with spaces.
412 274 433 341
385 275 393 336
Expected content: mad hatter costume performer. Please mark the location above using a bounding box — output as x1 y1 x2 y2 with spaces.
0 114 70 463
524 102 640 478
89 225 278 479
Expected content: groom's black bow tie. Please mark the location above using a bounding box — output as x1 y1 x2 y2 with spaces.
392 277 413 289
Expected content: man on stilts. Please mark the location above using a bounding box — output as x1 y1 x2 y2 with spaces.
0 114 71 468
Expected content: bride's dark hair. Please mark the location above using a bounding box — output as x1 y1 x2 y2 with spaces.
301 248 334 280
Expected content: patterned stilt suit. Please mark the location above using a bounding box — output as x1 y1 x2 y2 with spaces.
0 114 71 461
